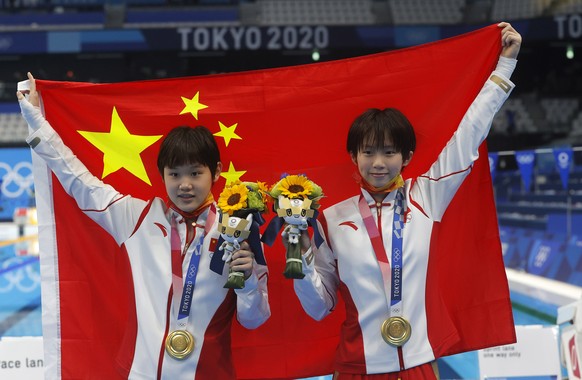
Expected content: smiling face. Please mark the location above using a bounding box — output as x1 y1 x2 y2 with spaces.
346 108 416 193
164 162 221 213
351 137 413 190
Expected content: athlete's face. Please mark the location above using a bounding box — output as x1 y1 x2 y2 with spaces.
163 162 221 213
351 138 413 189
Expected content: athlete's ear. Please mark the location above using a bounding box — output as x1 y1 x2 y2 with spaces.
214 162 223 182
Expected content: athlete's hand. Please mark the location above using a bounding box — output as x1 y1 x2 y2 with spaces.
16 72 40 107
230 241 254 279
498 22 522 59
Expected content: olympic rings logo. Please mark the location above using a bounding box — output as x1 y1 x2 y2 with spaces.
0 256 40 293
516 153 535 165
393 248 401 261
0 161 34 198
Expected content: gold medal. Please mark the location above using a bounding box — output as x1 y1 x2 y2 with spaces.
381 316 411 347
165 330 195 359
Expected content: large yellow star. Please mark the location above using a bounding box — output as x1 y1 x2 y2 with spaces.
220 162 247 184
78 107 163 185
180 92 208 120
213 121 242 147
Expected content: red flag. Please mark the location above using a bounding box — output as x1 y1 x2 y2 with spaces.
32 24 514 379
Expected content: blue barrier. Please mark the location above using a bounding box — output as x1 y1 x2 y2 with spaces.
500 226 582 286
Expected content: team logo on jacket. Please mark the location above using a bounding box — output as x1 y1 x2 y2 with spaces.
405 210 412 223
338 221 358 231
155 222 168 237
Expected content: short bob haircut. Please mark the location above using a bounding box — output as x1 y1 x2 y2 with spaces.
157 126 221 177
347 108 416 162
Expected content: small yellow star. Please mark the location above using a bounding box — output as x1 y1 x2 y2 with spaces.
213 121 242 147
180 92 208 120
78 107 163 185
220 162 247 184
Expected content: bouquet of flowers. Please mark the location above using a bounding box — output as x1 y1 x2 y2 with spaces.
268 174 323 279
216 181 269 289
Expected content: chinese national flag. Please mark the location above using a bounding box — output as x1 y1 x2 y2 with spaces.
32 24 514 379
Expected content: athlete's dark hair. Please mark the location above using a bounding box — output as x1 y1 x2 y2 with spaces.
157 126 220 177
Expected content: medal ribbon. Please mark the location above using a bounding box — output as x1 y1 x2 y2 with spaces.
357 188 405 317
171 204 217 328
391 190 404 309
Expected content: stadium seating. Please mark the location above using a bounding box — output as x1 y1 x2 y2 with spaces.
0 103 28 144
553 0 582 14
492 97 537 134
541 97 579 129
388 0 465 25
490 0 552 21
0 113 28 143
487 95 580 138
255 0 376 26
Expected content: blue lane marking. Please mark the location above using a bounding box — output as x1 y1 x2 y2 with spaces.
0 296 41 337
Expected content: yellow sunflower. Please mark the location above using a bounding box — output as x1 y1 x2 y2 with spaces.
278 175 313 199
218 182 249 215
